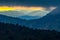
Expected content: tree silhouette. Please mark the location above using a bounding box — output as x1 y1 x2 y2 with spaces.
0 22 60 40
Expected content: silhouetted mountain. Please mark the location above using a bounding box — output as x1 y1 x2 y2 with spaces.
0 7 60 31
0 14 27 25
25 7 60 31
0 22 60 40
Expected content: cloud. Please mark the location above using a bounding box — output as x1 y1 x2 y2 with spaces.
0 7 55 17
0 11 25 17
0 6 56 17
0 0 58 20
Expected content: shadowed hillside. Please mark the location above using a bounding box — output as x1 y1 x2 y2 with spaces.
0 22 60 40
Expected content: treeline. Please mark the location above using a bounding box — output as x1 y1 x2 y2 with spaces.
0 22 60 40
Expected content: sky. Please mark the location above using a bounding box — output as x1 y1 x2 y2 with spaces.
0 0 59 19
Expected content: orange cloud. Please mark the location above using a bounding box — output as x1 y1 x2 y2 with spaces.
0 6 56 12
13 6 46 11
0 6 47 11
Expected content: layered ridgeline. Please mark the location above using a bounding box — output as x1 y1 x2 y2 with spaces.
0 7 60 31
0 14 26 25
25 7 60 31
0 22 60 40
20 7 60 31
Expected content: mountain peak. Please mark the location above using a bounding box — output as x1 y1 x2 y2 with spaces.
49 7 60 15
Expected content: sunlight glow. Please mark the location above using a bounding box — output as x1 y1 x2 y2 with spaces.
0 6 48 11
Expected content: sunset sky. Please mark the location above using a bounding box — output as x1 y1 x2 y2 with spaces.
0 6 56 17
0 6 56 11
0 0 59 19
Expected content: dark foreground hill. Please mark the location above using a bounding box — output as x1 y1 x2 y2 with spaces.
0 22 60 40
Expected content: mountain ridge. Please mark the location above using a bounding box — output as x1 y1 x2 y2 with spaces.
0 7 60 31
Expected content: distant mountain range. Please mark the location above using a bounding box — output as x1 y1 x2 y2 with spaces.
25 7 60 31
19 15 40 20
0 7 60 31
0 14 26 26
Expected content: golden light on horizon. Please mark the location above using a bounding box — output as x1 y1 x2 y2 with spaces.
0 6 47 11
0 6 15 11
0 6 56 17
13 6 46 11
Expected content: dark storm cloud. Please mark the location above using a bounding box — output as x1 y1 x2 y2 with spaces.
0 0 59 7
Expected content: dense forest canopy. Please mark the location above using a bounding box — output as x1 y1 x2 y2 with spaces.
0 22 60 40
